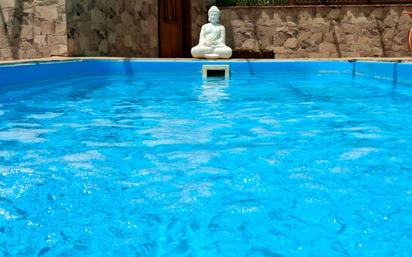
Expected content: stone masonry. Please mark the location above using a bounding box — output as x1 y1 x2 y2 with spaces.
220 5 412 58
67 0 207 58
2 2 412 61
66 0 158 57
0 0 67 61
192 0 208 49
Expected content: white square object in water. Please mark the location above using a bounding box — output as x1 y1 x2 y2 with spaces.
202 65 230 80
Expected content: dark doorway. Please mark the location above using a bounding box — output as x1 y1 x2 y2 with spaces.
158 0 191 58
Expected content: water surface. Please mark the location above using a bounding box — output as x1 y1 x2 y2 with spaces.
0 74 411 257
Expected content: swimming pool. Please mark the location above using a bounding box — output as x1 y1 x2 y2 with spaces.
0 60 411 256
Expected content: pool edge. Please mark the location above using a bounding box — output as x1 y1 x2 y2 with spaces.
1 58 412 87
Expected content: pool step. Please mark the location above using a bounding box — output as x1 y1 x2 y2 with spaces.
202 65 230 80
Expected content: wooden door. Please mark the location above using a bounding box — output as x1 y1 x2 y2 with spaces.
159 0 191 58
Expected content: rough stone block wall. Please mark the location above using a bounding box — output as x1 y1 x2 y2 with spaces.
66 0 158 58
0 0 67 61
2 2 412 60
191 1 208 47
221 5 412 58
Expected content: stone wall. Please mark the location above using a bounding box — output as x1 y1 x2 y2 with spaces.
2 2 412 60
66 0 206 58
66 0 158 57
221 5 412 58
191 1 209 47
0 0 67 61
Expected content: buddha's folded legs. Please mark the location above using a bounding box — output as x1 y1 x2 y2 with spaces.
213 46 232 59
191 46 213 58
191 45 232 59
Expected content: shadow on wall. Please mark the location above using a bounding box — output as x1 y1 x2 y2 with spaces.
208 0 216 7
0 0 24 59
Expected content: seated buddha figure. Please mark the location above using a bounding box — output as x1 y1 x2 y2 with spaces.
191 6 232 59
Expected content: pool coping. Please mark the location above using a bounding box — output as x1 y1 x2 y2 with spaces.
1 57 412 66
1 57 412 88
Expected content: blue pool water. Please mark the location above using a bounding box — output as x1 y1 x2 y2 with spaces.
0 66 412 256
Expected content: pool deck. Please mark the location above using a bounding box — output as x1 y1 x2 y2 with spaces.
1 56 412 66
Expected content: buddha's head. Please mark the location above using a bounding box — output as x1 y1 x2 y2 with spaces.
208 6 220 25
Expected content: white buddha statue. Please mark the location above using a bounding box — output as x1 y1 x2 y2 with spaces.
191 6 232 59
